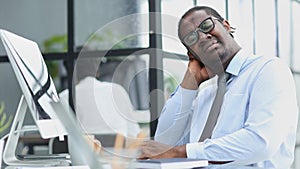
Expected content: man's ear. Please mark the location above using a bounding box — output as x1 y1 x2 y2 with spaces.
222 20 235 37
187 51 193 57
222 20 231 32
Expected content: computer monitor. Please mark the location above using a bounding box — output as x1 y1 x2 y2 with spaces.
0 29 68 166
0 29 111 168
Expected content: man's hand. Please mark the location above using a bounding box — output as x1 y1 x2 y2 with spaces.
84 135 102 153
181 51 212 90
138 140 187 159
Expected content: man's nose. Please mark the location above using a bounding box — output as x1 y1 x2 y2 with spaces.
198 31 212 40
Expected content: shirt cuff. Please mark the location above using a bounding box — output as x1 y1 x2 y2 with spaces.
186 142 207 159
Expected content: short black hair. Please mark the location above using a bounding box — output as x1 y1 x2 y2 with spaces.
178 6 225 40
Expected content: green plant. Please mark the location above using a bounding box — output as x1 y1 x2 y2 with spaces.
164 74 179 99
43 34 67 53
43 34 67 79
0 102 13 134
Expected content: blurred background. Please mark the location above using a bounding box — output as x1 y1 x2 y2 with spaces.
0 0 299 168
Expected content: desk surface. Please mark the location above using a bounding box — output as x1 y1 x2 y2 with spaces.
1 153 267 169
2 165 266 169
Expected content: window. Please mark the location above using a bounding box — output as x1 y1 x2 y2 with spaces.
0 0 67 55
291 1 300 72
254 0 276 56
228 0 254 54
161 0 194 54
196 0 226 17
0 0 299 141
290 1 300 135
74 0 149 50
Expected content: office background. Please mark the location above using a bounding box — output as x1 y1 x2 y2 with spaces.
0 0 299 167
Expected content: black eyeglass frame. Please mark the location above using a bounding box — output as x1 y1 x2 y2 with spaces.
182 17 222 46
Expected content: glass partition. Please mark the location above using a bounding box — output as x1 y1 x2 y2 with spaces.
1 0 300 149
254 0 276 56
98 54 150 110
162 57 188 100
0 0 67 55
291 1 300 72
74 0 149 51
228 0 254 54
277 0 291 64
161 0 194 55
196 0 226 17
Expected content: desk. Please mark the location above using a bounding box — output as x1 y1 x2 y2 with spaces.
0 146 276 169
4 166 89 169
2 164 266 169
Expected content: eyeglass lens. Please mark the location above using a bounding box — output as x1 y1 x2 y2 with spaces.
183 17 215 46
199 18 214 33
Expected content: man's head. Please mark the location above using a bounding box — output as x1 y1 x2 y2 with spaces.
178 6 241 74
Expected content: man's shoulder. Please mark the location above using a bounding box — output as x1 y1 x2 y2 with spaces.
242 54 292 82
250 53 286 63
244 54 285 70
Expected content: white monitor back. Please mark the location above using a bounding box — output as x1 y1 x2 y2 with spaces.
0 29 68 166
0 29 67 139
0 29 135 168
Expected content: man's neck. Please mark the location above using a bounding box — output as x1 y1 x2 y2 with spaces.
223 46 241 71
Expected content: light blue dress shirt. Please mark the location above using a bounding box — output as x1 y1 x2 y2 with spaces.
154 50 299 168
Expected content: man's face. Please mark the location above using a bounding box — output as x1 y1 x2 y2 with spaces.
180 10 234 74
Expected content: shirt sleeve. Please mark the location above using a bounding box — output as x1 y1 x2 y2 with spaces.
187 58 298 165
154 86 198 145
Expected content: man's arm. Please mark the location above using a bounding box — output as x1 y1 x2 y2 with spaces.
154 86 197 145
154 56 208 145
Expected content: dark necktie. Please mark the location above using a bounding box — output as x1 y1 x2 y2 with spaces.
199 73 230 142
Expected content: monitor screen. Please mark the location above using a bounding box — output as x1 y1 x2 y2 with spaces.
0 29 66 139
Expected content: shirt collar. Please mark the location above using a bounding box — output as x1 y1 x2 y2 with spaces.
225 49 248 77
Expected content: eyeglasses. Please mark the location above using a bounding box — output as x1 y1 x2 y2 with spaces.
182 17 221 46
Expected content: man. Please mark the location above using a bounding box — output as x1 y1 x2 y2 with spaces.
138 6 299 168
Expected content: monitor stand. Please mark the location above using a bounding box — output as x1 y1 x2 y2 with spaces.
2 95 70 167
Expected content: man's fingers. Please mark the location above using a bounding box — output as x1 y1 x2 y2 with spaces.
138 146 154 159
139 142 173 159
